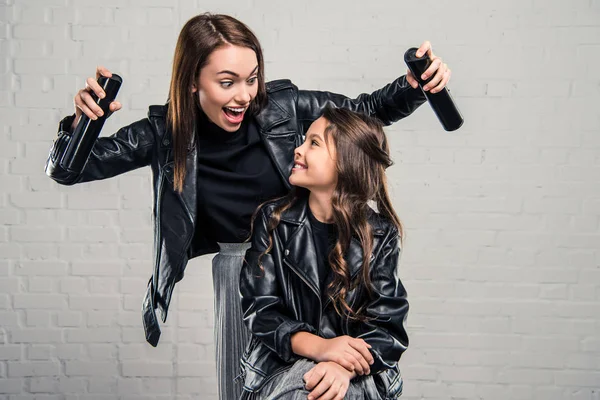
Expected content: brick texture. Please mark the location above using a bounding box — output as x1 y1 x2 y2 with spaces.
0 0 599 399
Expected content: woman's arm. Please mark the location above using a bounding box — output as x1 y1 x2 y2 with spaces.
296 74 426 132
296 41 451 132
240 205 317 363
45 114 155 185
352 229 410 375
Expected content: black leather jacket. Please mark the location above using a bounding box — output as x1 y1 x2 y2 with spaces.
239 195 409 399
45 77 425 348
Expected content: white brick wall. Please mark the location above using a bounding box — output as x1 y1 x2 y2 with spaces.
0 0 599 399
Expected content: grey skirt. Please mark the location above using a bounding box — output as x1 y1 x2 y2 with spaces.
213 242 252 400
253 358 382 400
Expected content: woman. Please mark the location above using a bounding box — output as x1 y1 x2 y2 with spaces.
240 107 407 399
45 13 450 400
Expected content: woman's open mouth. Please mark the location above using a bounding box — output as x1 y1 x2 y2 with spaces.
222 106 246 124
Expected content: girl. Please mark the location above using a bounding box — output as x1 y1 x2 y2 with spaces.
240 107 408 400
45 13 449 399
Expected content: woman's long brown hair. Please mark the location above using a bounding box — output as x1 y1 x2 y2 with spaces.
254 107 403 321
168 13 267 192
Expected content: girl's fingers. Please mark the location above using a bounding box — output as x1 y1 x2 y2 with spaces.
333 356 354 373
346 348 369 375
343 350 364 375
315 382 342 400
349 340 374 365
304 367 323 391
308 373 333 400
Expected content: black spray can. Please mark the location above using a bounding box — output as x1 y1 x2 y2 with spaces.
404 48 463 131
60 74 122 173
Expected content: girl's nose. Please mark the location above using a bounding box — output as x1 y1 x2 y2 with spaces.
294 145 303 157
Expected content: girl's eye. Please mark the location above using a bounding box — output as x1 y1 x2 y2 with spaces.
220 81 233 88
311 140 319 146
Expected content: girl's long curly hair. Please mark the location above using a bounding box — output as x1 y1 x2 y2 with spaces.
254 107 403 321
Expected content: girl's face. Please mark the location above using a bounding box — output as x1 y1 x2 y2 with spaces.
289 117 338 192
193 45 259 132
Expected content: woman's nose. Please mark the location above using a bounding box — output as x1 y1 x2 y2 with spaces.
235 86 251 104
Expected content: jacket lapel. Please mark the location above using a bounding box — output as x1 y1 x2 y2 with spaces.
280 199 387 297
254 88 295 190
279 197 322 297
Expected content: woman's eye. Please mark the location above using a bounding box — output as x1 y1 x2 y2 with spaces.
220 81 233 88
247 77 257 84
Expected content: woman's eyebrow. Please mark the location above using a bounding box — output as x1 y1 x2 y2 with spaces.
216 65 259 77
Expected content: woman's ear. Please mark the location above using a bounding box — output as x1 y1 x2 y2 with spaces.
192 84 197 93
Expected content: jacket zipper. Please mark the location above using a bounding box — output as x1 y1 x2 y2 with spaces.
283 258 322 334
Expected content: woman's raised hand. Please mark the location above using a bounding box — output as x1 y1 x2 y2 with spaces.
72 66 122 130
406 40 452 94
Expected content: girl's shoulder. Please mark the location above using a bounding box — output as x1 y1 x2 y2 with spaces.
366 207 399 238
255 196 289 220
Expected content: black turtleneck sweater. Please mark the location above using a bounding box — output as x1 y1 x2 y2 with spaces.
195 112 288 243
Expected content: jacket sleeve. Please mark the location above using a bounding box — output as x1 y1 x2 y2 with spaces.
44 114 155 185
295 75 426 131
353 229 409 375
240 205 317 363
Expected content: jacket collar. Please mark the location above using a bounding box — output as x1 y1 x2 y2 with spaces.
278 194 389 299
280 193 389 236
254 94 292 132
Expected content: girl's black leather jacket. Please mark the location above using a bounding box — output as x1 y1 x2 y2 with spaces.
45 77 425 347
239 195 408 399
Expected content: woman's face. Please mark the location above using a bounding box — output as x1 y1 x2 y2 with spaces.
289 117 338 193
193 45 259 132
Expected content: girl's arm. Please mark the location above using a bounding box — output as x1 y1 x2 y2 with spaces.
45 113 156 185
240 204 318 363
352 228 410 375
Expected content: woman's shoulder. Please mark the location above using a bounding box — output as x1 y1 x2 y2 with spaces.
265 79 297 94
147 103 169 119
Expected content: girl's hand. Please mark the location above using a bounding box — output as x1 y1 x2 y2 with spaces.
315 336 374 375
406 40 452 94
303 361 355 400
72 65 122 130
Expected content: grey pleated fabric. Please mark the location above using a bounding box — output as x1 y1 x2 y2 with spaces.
213 242 252 400
255 358 381 400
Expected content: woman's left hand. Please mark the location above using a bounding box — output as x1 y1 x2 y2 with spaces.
406 40 451 94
